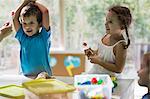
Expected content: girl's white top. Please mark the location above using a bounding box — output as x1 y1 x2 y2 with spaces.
87 38 126 76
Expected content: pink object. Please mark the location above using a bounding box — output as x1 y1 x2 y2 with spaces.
83 42 89 50
6 22 9 26
83 42 87 47
11 11 15 16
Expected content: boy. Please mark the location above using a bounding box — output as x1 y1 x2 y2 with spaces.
13 0 52 77
0 22 12 42
138 52 150 99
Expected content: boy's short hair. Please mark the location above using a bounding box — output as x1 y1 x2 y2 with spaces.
20 2 42 24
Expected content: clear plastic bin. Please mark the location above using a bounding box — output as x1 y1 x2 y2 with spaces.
22 79 75 99
74 74 113 99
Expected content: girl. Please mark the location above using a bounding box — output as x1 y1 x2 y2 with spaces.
85 5 132 76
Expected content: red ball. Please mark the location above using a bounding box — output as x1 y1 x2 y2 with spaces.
91 77 98 84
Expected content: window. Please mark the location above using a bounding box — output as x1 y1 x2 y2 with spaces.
0 0 62 73
0 0 150 75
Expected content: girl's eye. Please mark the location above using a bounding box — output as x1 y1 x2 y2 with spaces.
22 22 27 25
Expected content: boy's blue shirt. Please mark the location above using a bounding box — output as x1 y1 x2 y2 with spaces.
15 26 52 76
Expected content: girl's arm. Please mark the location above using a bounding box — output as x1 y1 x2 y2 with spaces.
89 43 127 73
13 0 30 32
34 2 50 31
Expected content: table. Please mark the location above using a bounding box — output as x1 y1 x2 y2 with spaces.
112 79 135 99
54 76 135 99
0 75 135 99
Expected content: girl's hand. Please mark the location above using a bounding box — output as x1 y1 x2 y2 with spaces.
89 55 101 64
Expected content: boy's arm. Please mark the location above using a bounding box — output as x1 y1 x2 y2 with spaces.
13 0 30 32
0 22 12 42
34 2 50 31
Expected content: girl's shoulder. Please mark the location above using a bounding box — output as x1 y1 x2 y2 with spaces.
111 34 126 48
113 40 126 51
114 40 126 47
113 40 127 56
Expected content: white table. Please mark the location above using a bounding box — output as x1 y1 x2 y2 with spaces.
0 75 135 99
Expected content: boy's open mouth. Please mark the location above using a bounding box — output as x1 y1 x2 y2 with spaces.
26 30 32 32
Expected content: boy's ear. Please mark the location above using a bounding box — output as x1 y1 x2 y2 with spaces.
19 17 22 24
39 22 42 27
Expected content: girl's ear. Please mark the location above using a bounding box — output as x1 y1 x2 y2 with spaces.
121 25 124 30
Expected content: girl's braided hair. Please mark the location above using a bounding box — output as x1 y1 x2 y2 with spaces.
109 5 132 49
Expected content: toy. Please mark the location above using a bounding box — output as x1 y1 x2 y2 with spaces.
74 74 114 99
81 81 91 85
77 77 104 85
83 42 94 59
91 77 98 84
97 79 103 85
111 76 118 88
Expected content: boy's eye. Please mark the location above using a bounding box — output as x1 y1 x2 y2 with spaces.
109 21 112 23
30 22 34 24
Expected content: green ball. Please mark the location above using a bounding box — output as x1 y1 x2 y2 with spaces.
98 79 103 85
77 82 81 85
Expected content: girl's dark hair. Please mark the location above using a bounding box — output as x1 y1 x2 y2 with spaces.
109 5 132 49
21 2 42 24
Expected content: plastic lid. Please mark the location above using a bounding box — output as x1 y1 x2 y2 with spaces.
22 79 75 95
0 85 24 99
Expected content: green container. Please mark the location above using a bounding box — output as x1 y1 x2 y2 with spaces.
0 85 24 99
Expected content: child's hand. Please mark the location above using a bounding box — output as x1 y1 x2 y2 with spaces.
89 55 101 64
84 48 94 59
36 72 49 79
36 72 55 79
0 22 12 36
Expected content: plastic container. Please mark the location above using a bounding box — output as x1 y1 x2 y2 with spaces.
22 79 75 99
74 74 113 99
0 85 24 99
